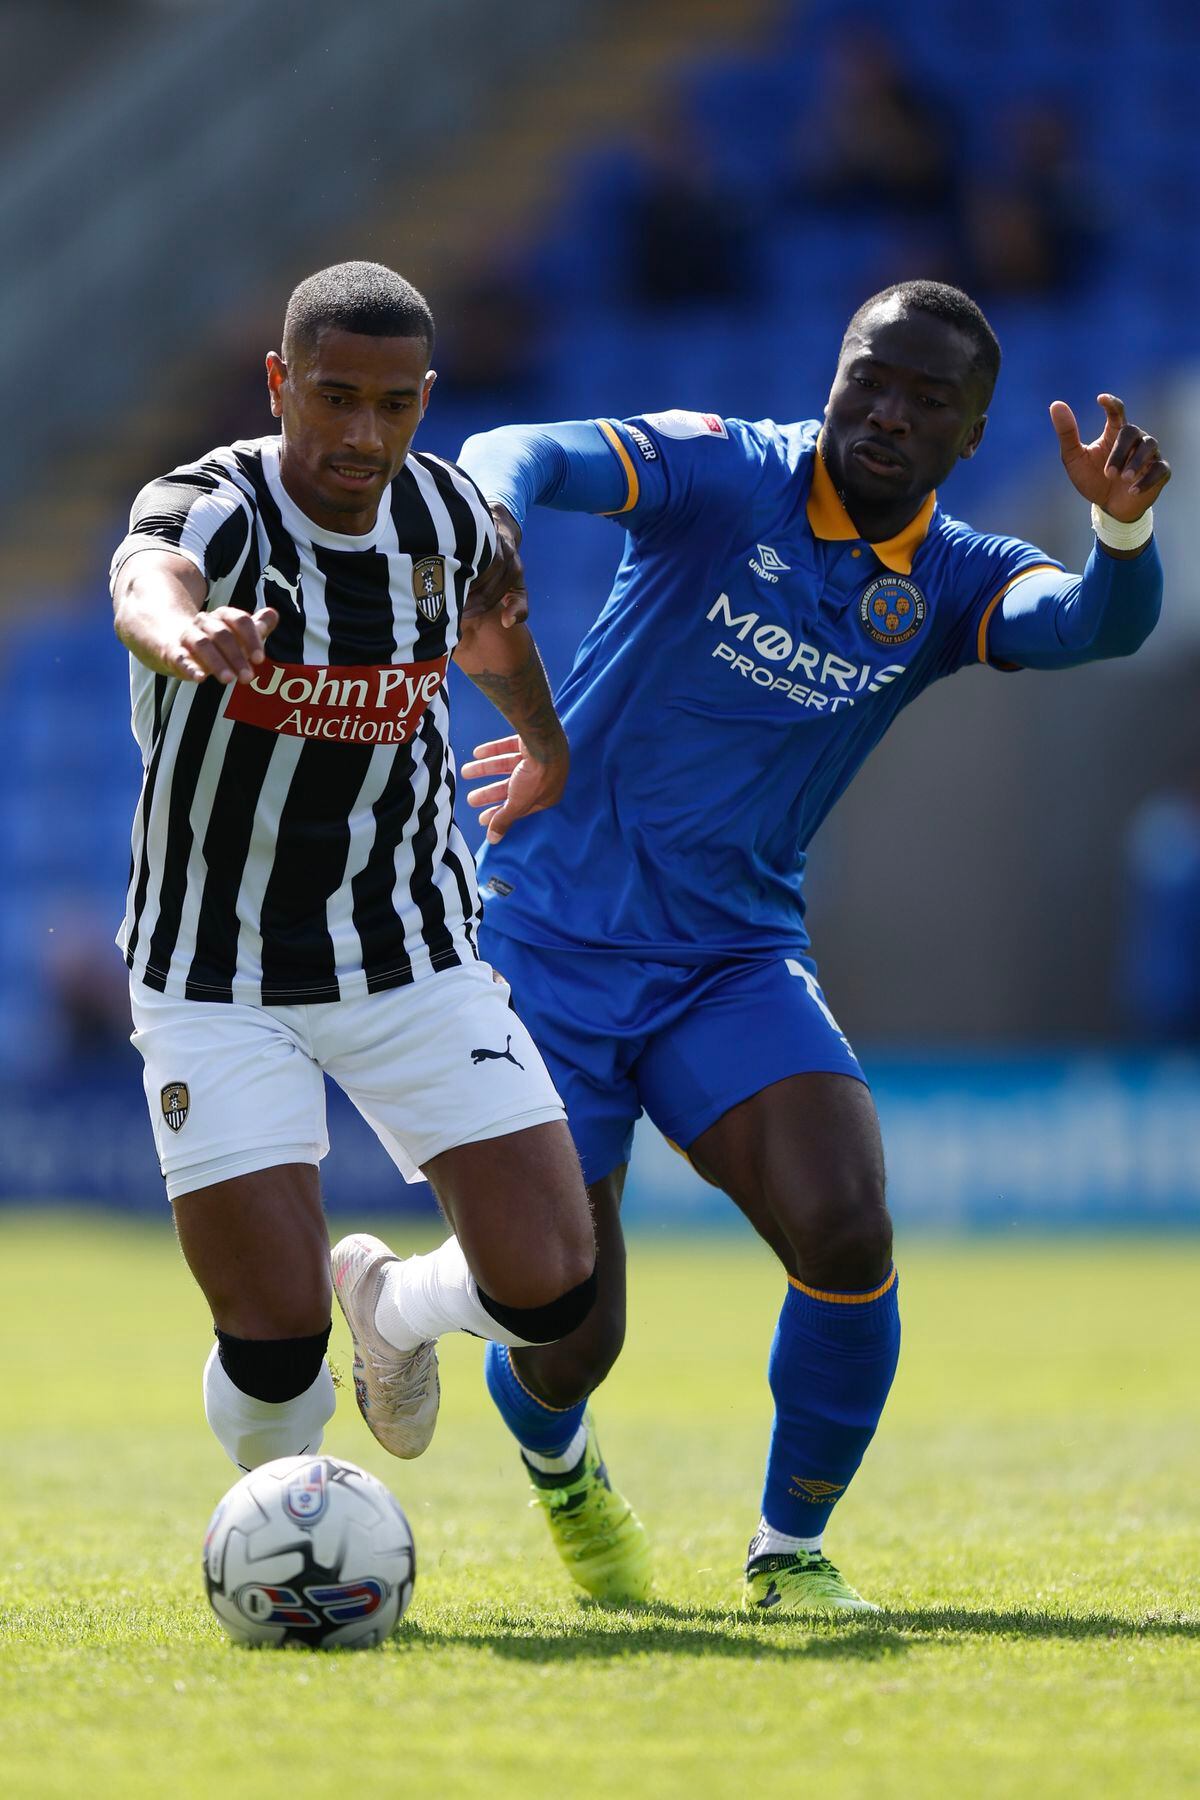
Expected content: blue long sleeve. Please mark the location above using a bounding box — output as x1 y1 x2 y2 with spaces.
988 537 1163 669
460 421 1164 672
459 421 626 527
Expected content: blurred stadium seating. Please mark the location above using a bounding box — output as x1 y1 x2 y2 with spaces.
0 0 1196 1218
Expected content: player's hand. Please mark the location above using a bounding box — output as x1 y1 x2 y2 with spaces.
461 732 568 844
461 504 528 630
1049 394 1171 521
170 606 279 685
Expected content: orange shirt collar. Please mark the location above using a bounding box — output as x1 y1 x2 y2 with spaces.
807 441 936 576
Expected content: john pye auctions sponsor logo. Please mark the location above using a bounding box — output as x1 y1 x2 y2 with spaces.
225 656 448 744
706 593 905 711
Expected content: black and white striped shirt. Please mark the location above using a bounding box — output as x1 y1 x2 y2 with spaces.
111 434 495 1006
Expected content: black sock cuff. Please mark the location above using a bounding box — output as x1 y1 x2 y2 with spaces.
215 1324 331 1404
476 1267 597 1345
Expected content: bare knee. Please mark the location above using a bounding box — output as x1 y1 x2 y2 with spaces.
208 1275 332 1341
783 1173 893 1292
192 1216 331 1338
174 1165 331 1338
490 1235 597 1312
511 1302 625 1409
431 1122 597 1311
471 1214 596 1323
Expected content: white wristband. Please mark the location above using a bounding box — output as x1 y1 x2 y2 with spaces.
1091 504 1154 551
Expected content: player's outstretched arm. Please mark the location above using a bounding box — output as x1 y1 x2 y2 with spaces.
987 396 1168 669
113 549 278 685
460 422 630 632
454 611 568 844
460 422 627 533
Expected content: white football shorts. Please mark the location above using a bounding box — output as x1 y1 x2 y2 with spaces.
129 960 566 1201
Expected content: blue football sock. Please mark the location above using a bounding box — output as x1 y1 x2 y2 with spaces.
759 1269 901 1541
484 1341 588 1460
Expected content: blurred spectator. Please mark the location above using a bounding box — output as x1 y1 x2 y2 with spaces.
620 113 760 311
436 259 547 399
964 100 1107 298
202 339 272 449
792 20 961 225
44 908 133 1065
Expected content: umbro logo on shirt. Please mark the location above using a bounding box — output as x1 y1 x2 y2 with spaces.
749 545 790 583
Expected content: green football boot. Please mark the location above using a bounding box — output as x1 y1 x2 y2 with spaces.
524 1415 653 1604
743 1550 878 1616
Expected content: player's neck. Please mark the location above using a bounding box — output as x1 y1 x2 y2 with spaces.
821 441 932 545
839 487 931 547
278 452 381 538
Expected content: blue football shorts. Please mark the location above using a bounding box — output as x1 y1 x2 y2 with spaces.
479 924 867 1187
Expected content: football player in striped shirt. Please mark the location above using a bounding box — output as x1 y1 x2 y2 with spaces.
112 262 596 1477
459 280 1169 1613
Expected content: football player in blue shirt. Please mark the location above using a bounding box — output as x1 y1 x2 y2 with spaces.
457 281 1168 1614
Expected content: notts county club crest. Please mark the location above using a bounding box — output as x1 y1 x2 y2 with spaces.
859 575 927 647
161 1082 190 1133
412 556 447 623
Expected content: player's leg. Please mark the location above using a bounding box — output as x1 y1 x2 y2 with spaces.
481 1162 650 1601
640 955 899 1614
324 963 598 1460
470 931 642 1430
175 1164 336 1470
373 933 648 1599
690 1074 896 1612
420 1115 598 1340
487 1162 629 1457
129 983 335 1471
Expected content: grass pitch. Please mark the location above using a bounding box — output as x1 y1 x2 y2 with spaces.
1 1212 1196 1800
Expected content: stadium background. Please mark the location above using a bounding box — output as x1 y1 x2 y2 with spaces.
0 0 1197 1232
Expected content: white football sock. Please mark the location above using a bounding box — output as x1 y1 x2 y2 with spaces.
748 1515 824 1560
523 1423 589 1475
372 1234 547 1351
203 1344 336 1472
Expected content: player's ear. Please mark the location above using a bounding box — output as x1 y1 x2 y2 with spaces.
266 352 286 420
420 368 437 418
960 415 987 461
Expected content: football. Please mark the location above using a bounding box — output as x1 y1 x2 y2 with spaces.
202 1454 416 1649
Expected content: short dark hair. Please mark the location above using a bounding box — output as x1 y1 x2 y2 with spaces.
843 279 1001 405
282 261 435 362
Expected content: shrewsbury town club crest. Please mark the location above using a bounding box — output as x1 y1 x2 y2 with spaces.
412 556 447 623
859 574 927 648
161 1082 190 1132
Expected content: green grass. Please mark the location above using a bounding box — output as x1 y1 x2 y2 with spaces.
1 1212 1196 1799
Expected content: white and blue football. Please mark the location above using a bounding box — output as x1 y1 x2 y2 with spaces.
203 1455 415 1649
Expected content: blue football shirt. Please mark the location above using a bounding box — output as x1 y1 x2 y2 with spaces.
476 411 1060 961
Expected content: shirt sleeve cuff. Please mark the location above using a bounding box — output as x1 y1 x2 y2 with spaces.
109 535 208 594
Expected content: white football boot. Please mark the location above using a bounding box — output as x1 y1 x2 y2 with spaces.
331 1233 440 1459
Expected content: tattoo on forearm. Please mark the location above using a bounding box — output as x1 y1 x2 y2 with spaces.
467 644 564 757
